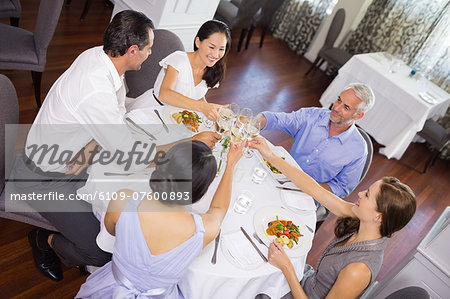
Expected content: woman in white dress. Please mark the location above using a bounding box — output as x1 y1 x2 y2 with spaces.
131 20 231 121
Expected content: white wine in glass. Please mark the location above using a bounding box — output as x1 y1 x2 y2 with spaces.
231 126 245 144
219 107 235 119
215 117 231 134
243 113 262 158
245 125 260 138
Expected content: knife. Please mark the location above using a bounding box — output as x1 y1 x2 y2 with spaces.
240 227 268 262
154 109 169 133
276 186 303 193
126 117 157 140
211 230 221 264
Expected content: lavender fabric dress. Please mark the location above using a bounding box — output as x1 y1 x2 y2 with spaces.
76 197 205 299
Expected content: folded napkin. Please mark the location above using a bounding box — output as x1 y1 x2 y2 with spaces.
222 231 265 268
281 183 316 213
126 108 161 125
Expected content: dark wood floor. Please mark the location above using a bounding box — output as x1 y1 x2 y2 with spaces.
1 0 449 298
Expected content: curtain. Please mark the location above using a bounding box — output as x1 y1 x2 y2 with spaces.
271 0 337 55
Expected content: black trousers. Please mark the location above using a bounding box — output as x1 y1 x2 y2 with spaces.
10 153 111 267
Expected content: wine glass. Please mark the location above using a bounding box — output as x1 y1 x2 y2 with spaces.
215 103 239 134
237 108 253 128
230 118 246 145
236 108 253 156
244 113 262 158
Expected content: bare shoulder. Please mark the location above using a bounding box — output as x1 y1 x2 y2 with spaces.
104 189 135 235
107 189 134 214
326 262 371 299
341 262 372 280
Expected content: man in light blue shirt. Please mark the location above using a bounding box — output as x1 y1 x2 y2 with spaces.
261 83 375 198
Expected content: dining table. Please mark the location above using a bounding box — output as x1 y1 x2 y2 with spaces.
77 105 317 299
319 52 450 160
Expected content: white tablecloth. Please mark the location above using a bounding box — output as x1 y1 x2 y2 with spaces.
78 106 317 299
319 53 450 159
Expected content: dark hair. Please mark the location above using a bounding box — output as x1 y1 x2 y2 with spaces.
193 20 231 88
335 177 416 238
149 140 217 205
103 10 154 57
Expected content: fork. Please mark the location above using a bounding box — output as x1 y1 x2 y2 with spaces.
277 179 291 185
253 232 268 248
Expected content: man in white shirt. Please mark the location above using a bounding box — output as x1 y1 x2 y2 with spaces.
11 10 217 282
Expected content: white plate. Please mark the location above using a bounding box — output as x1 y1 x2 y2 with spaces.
418 91 438 105
161 105 208 132
253 206 313 257
254 146 301 180
220 231 265 270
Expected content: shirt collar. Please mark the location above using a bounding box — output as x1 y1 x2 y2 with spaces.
322 110 357 144
98 47 123 92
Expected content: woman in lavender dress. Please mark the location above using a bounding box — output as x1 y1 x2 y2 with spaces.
76 140 243 298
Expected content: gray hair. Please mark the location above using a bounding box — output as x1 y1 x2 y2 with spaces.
343 83 375 113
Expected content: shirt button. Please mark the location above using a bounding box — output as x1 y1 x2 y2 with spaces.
315 149 318 152
306 160 310 163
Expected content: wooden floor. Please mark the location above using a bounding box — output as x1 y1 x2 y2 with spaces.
1 0 449 298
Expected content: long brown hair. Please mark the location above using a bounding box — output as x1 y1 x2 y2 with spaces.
335 177 416 238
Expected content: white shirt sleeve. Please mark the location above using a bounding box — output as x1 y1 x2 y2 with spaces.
159 51 187 73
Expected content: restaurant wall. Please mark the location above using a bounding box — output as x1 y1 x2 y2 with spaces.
304 0 372 65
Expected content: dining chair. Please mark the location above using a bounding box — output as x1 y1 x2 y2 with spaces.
384 286 430 299
124 29 185 99
315 126 373 230
65 0 112 20
304 8 353 76
0 74 57 231
245 0 286 50
0 0 64 108
214 0 264 52
0 0 21 26
417 119 450 174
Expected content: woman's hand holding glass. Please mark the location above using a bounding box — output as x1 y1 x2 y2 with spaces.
200 102 222 122
248 137 274 161
225 141 244 169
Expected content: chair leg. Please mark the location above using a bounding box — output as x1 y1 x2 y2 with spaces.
80 0 93 20
31 71 42 108
423 150 440 173
10 17 19 27
237 29 248 52
259 27 267 48
245 25 255 50
305 56 322 76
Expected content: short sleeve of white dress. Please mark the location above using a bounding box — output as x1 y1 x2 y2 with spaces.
153 51 209 101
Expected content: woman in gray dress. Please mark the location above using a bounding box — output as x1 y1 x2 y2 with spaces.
250 137 416 299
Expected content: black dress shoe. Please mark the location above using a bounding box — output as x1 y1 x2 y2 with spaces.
78 265 89 276
28 229 63 282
